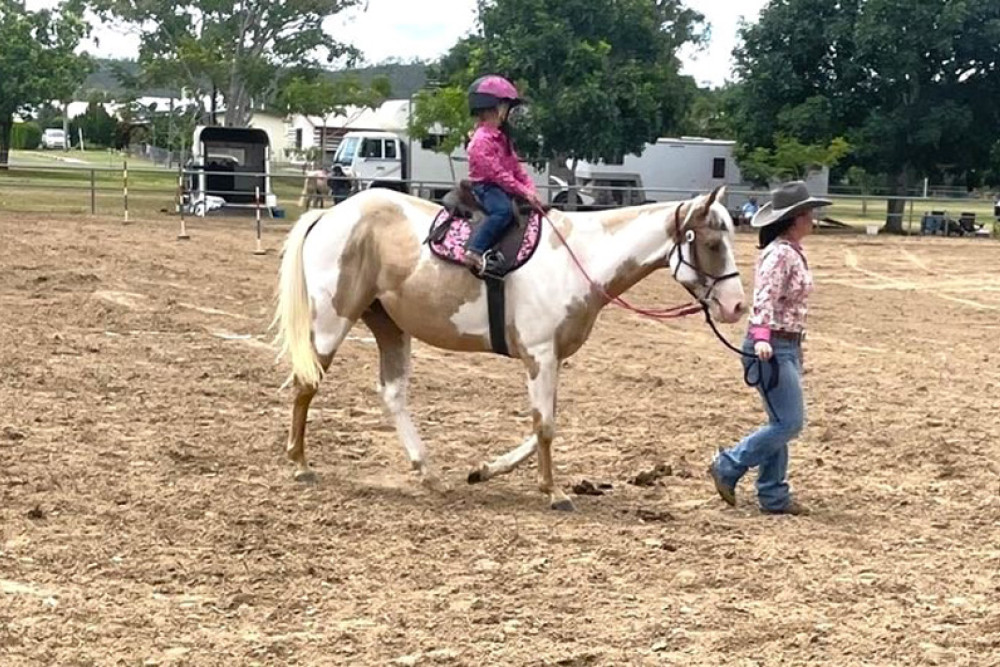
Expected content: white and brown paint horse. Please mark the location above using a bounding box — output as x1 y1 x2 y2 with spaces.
272 187 746 511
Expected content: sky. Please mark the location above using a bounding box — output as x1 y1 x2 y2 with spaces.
25 0 769 89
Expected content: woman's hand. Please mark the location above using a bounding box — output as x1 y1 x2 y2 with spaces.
754 341 773 361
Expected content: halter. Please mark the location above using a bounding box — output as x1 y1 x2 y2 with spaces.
666 203 742 308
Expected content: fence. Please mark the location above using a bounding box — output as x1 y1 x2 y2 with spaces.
1 162 998 238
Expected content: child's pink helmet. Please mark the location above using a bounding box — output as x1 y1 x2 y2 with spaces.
468 75 523 114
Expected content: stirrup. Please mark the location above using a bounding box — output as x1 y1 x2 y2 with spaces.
480 249 504 279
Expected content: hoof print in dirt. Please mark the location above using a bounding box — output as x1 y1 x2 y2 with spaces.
629 463 672 487
635 508 675 523
294 470 319 485
26 505 46 520
2 426 26 442
571 479 612 496
550 498 577 512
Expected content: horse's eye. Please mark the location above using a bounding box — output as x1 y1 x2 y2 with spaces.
707 241 723 252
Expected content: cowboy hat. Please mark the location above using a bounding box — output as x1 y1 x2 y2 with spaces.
751 181 832 228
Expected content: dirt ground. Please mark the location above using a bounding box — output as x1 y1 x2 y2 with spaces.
2 212 999 666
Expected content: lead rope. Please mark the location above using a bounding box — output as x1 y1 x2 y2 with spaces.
540 203 777 416
701 305 782 423
540 206 704 319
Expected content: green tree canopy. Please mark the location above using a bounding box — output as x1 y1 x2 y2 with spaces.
416 0 706 177
731 0 1000 230
89 0 363 127
0 0 91 166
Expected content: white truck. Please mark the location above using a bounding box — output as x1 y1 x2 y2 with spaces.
330 130 551 203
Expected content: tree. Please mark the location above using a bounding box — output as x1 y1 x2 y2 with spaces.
679 85 737 139
90 0 363 128
845 166 884 216
731 0 1000 232
70 97 120 148
407 86 472 181
421 0 705 192
276 74 390 164
0 0 91 167
735 136 850 188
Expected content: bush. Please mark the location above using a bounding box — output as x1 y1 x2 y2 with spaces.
11 122 42 149
71 102 119 148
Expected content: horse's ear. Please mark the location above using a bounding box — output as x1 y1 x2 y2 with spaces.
705 185 725 210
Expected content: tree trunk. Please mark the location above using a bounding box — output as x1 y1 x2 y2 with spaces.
62 109 70 152
321 121 327 166
567 156 579 211
225 80 252 127
548 153 578 211
883 170 909 234
0 114 12 169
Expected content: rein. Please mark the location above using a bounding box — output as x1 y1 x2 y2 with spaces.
539 204 706 320
700 306 781 421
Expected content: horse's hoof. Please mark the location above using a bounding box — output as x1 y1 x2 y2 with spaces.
550 498 577 512
294 469 318 485
467 465 489 485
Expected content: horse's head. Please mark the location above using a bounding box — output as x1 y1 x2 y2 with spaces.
667 187 746 324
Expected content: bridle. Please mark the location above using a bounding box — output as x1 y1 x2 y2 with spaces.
665 202 742 311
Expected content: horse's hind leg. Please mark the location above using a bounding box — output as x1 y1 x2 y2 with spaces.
362 303 448 493
286 303 354 483
467 434 538 484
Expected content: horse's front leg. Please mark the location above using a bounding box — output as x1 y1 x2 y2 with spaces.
530 351 573 511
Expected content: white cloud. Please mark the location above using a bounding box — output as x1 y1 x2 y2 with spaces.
679 0 769 87
331 0 478 65
25 0 768 88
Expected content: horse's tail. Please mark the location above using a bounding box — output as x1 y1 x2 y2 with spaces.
271 208 327 389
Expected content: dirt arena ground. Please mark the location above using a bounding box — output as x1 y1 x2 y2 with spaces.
2 211 999 666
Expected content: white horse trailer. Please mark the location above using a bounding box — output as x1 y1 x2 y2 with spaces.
557 137 830 210
553 137 743 209
184 126 278 216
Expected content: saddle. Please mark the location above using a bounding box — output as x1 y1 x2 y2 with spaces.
425 181 546 358
426 180 543 280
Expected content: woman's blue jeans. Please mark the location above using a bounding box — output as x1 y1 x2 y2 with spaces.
715 337 805 511
467 183 514 255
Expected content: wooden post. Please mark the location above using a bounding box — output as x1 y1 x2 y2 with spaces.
123 158 130 224
253 186 266 255
90 169 96 215
177 174 189 240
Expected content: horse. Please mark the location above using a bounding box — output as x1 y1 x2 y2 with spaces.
298 169 331 210
271 186 746 511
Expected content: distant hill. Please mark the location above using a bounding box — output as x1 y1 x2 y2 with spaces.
81 59 429 100
328 62 428 99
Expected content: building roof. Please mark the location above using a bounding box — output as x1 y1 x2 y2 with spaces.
305 99 411 132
